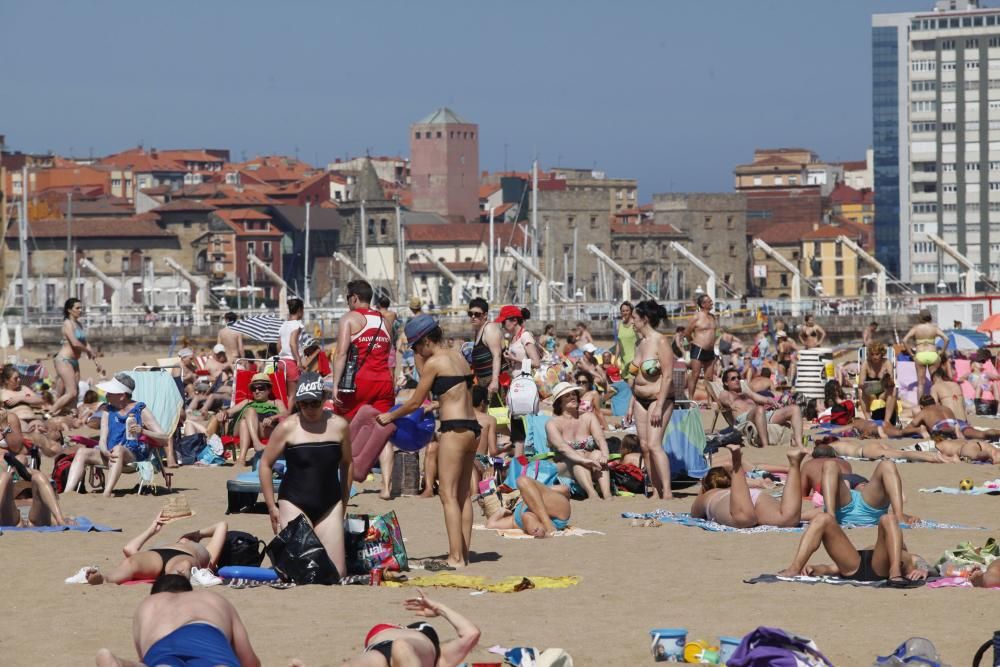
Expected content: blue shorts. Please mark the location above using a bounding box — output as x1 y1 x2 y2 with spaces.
122 440 150 462
143 622 239 667
834 489 887 526
513 501 568 532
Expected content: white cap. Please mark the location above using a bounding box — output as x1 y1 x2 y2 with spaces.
582 343 598 354
213 343 227 354
96 378 133 395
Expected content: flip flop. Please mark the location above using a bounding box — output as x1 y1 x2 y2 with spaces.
421 560 456 572
886 576 924 589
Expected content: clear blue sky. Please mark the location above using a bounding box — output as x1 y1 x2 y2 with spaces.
1 0 925 199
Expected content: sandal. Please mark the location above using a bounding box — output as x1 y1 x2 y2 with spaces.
421 559 456 572
886 576 924 589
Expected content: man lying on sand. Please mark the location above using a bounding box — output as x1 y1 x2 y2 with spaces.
78 513 226 585
95 574 260 667
909 394 1000 441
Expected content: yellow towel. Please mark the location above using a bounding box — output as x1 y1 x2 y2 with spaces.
383 574 579 593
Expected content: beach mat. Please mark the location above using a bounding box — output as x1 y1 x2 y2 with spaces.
472 524 603 539
622 510 982 532
382 573 579 593
0 516 121 534
920 486 1000 496
745 573 893 588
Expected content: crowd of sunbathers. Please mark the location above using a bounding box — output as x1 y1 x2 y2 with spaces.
4 292 1000 665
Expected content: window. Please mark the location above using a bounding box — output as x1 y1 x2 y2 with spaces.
774 176 783 185
912 203 937 214
247 241 256 256
752 176 762 186
729 244 737 258
942 81 957 91
567 216 576 229
780 274 788 288
941 61 957 71
943 183 958 193
912 80 937 92
912 60 938 72
789 176 797 184
629 244 638 259
726 216 735 229
704 216 712 229
262 242 271 258
414 132 420 139
911 122 937 133
702 243 710 256
942 163 956 172
661 245 670 259
834 260 843 276
967 60 981 70
968 162 981 171
436 132 441 138
367 218 375 235
590 216 599 229
942 39 955 50
912 100 936 112
380 218 388 235
967 38 980 49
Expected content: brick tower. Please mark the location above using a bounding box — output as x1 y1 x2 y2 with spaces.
410 108 479 223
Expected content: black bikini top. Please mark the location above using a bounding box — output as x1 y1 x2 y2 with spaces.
431 374 473 397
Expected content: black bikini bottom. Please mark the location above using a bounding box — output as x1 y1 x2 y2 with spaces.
439 419 482 438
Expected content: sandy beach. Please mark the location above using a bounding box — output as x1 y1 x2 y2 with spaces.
2 350 999 666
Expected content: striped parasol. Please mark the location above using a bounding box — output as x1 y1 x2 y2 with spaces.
228 314 317 348
942 328 990 352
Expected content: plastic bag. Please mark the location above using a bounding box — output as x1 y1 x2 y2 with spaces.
265 515 340 585
345 510 409 574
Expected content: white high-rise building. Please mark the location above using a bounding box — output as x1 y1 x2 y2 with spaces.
873 0 1000 291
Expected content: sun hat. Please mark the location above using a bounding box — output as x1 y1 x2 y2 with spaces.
495 305 523 323
409 296 422 310
178 348 194 359
405 314 438 348
250 373 272 386
212 343 227 354
295 372 325 401
582 343 598 354
97 377 133 395
550 381 583 403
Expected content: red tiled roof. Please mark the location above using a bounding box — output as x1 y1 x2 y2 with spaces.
828 183 865 205
9 217 171 239
157 149 225 164
267 171 328 196
405 222 525 248
748 220 818 246
98 149 186 173
838 160 867 171
215 208 271 222
153 199 217 213
409 261 489 273
236 156 317 183
479 183 501 199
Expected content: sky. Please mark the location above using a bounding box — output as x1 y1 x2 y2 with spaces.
1 0 928 199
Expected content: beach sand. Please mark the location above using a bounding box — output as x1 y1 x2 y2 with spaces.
2 350 998 666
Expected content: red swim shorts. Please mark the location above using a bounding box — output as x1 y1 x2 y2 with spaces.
334 380 395 420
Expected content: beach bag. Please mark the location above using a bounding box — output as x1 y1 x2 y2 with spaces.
508 359 539 417
51 454 74 493
219 530 267 568
504 456 559 488
345 510 409 574
265 514 340 585
488 392 511 426
174 433 207 466
874 637 944 666
609 462 645 494
728 627 832 667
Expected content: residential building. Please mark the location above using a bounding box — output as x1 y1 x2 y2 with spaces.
653 193 748 298
549 167 638 214
837 149 875 189
800 218 876 297
269 205 343 304
609 220 686 300
734 148 843 195
536 188 613 299
828 183 875 225
410 108 480 223
267 171 330 206
212 209 284 302
236 156 319 188
327 156 409 186
873 0 1000 289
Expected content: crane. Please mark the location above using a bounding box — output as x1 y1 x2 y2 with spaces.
669 242 720 304
750 238 816 316
333 251 366 281
78 258 122 322
585 244 656 303
504 246 570 320
925 232 999 296
162 257 209 324
247 254 290 317
417 249 467 308
835 235 888 314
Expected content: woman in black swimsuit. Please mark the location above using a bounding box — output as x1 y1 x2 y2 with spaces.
379 315 478 570
83 514 227 585
466 297 503 396
345 590 481 667
260 372 353 576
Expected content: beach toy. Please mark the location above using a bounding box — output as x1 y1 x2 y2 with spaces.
960 478 975 491
683 640 719 664
718 636 741 664
217 566 278 581
389 406 435 452
650 628 686 662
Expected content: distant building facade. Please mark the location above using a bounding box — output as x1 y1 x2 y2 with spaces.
409 108 480 223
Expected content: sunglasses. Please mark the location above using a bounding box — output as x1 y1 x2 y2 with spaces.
467 311 485 318
251 384 270 391
298 399 323 409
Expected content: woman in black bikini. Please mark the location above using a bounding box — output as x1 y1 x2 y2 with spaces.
83 514 227 585
379 315 478 569
260 372 353 576
345 590 480 667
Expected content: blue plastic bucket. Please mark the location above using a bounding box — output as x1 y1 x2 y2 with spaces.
650 628 686 662
719 636 741 663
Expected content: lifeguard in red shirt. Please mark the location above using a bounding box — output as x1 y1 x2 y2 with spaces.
332 279 394 420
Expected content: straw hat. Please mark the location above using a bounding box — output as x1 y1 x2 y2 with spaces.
550 382 583 403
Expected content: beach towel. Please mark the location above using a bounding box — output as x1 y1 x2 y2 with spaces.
954 358 998 401
926 576 1000 589
524 414 552 455
895 361 927 411
382 573 579 592
472 524 603 539
745 573 891 588
920 485 1000 496
664 408 709 479
0 516 120 534
621 510 981 532
609 380 632 416
125 371 184 437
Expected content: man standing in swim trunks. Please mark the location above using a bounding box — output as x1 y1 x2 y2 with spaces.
683 294 718 400
217 311 245 362
95 574 260 667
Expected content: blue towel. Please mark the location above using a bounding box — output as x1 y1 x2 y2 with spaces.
524 414 552 455
663 408 709 479
0 516 121 534
621 510 982 533
609 381 632 416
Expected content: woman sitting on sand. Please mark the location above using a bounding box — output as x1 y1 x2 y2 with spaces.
1 364 52 425
690 447 806 528
573 369 610 431
544 382 611 500
79 514 227 585
344 590 480 667
485 476 572 538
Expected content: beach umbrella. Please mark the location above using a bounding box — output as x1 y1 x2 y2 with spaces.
14 324 23 350
227 314 316 347
943 329 990 352
0 322 9 350
977 313 1000 334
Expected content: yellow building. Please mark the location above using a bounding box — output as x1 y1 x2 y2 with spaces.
827 183 874 226
799 219 874 298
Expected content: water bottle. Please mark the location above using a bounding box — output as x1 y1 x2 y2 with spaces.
125 413 138 444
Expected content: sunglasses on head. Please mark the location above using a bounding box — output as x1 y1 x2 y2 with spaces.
467 310 484 318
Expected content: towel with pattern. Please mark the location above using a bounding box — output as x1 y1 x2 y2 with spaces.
920 485 1000 496
745 574 889 588
621 510 983 532
382 573 579 592
472 524 603 539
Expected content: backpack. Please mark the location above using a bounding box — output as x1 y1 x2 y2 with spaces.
507 358 539 417
219 530 267 568
609 462 645 494
51 454 74 493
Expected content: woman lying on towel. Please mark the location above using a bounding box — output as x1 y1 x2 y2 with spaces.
690 446 806 528
81 514 227 585
777 512 933 587
484 477 572 538
344 590 480 667
545 382 612 500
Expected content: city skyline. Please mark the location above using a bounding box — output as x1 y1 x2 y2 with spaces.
1 0 923 197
